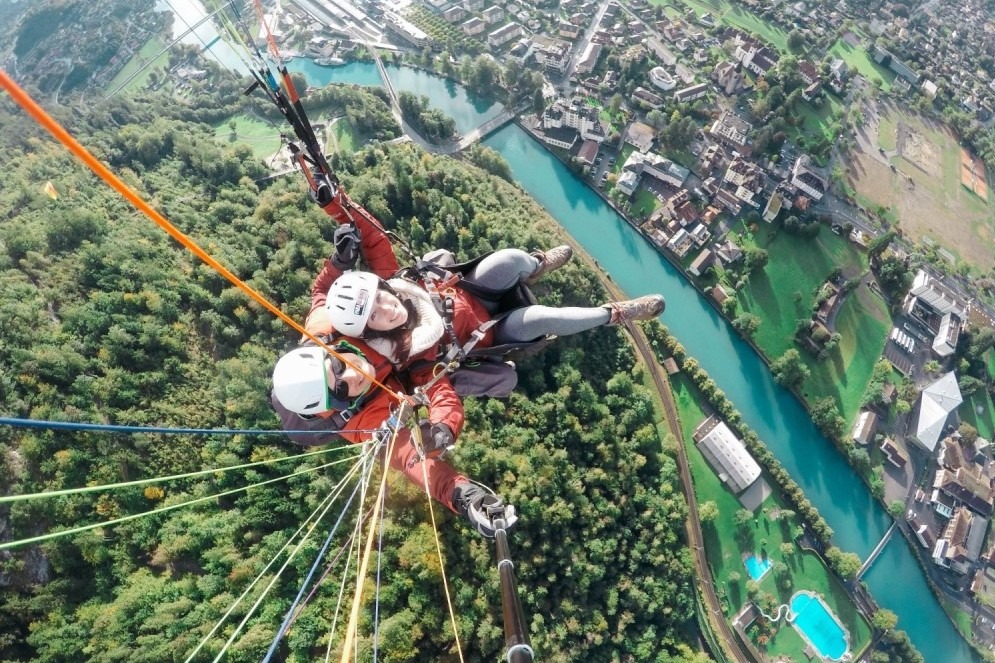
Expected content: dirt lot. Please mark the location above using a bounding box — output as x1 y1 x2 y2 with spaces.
846 101 995 271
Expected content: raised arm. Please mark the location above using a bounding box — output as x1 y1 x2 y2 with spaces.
306 189 402 335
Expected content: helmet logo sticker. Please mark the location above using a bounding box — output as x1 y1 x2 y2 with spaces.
353 288 369 316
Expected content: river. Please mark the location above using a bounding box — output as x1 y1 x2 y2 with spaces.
180 21 975 660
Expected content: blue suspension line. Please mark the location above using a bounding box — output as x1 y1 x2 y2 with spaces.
262 482 364 663
0 416 355 437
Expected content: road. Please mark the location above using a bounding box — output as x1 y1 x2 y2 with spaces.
559 0 613 93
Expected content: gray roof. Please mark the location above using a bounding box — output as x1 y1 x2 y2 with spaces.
693 416 760 493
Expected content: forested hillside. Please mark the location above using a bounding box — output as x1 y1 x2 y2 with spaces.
0 86 702 662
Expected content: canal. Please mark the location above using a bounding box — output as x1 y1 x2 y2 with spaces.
198 40 973 660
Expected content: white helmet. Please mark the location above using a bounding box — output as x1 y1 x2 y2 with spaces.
272 347 333 416
326 271 380 335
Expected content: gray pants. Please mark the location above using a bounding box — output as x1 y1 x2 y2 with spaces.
466 249 611 344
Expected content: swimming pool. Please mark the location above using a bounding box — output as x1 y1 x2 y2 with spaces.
789 591 849 661
744 554 772 581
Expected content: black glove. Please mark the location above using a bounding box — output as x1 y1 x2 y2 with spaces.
452 483 518 538
418 420 455 459
330 223 361 271
309 173 337 208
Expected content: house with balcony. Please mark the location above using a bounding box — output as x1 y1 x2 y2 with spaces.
790 155 828 201
904 270 969 358
709 111 752 154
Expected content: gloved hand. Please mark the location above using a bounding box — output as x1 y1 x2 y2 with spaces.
452 483 518 538
330 223 361 271
309 173 337 208
418 419 455 459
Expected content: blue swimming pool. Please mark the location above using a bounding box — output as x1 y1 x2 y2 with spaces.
790 592 849 661
744 554 771 581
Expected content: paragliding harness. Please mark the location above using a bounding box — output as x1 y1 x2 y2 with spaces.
399 249 555 368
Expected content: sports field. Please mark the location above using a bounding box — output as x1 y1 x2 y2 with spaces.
847 102 995 270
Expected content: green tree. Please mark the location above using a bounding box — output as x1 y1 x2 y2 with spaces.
887 500 905 519
771 349 809 387
699 500 719 522
871 608 899 632
732 313 761 339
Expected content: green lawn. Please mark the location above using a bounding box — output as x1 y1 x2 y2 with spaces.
213 113 283 159
878 112 898 151
828 38 897 92
672 374 871 659
104 35 170 95
987 349 995 381
733 222 890 421
662 0 790 52
961 389 995 441
631 187 661 218
795 94 843 145
328 115 361 155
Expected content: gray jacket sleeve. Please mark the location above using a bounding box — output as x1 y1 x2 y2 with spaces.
270 389 343 447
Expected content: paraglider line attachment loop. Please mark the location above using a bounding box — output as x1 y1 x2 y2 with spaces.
497 558 514 571
506 644 534 663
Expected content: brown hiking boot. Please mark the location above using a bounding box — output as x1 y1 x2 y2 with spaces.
605 294 666 325
525 245 573 284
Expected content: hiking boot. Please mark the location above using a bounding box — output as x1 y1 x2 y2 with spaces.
525 245 573 284
605 294 666 325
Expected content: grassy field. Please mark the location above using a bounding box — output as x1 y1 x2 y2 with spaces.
212 114 283 159
848 103 995 270
672 374 871 659
661 0 790 52
796 93 843 145
104 36 170 95
631 187 661 218
828 39 897 92
328 116 361 155
732 222 889 421
961 389 995 441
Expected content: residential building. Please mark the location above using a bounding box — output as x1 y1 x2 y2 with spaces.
506 38 532 63
577 139 599 166
714 238 742 265
911 371 964 454
623 151 691 188
881 437 909 468
649 66 677 91
632 86 665 109
904 270 969 357
483 6 505 23
575 42 602 74
674 83 708 102
790 155 828 201
625 122 656 152
709 111 752 153
617 169 640 196
675 62 695 83
762 190 782 222
693 415 761 493
537 125 577 150
647 37 677 65
487 22 522 46
464 0 485 10
443 6 466 23
852 410 879 445
798 60 820 85
689 248 716 276
384 12 430 46
542 98 606 143
533 35 571 73
722 157 765 208
933 507 985 574
667 227 695 257
462 17 487 35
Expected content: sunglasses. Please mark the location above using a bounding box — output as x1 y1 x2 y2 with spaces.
324 341 370 411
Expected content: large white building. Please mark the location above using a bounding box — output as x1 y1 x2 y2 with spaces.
649 66 677 91
533 35 572 73
912 371 963 454
693 416 761 494
904 270 969 358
